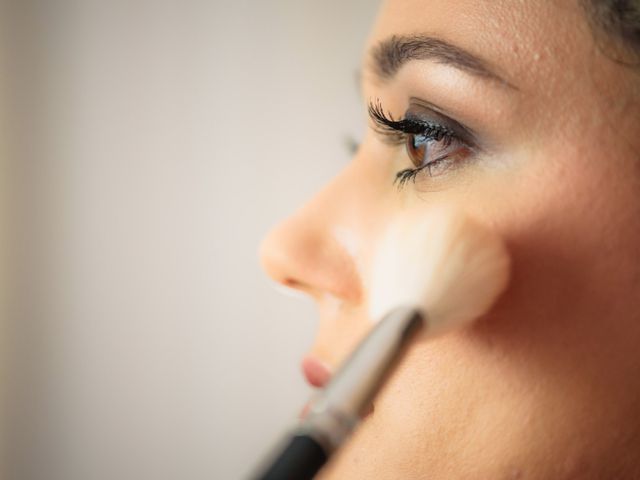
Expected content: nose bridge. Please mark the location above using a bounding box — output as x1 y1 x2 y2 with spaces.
259 157 380 304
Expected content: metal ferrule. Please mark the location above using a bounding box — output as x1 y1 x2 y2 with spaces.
297 307 424 454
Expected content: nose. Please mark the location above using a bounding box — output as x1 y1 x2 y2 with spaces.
259 167 363 304
259 152 393 370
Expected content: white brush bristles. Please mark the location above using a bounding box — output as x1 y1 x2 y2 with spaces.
368 206 510 337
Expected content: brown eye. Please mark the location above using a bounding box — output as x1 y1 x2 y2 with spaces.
404 132 472 178
406 134 429 168
405 133 452 168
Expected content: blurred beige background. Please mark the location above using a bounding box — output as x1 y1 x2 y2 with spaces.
5 1 378 479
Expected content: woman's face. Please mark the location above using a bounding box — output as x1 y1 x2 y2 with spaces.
261 1 640 478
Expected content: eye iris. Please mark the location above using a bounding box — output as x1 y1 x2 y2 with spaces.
406 134 430 168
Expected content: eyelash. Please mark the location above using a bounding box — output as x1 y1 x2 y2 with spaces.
367 99 463 188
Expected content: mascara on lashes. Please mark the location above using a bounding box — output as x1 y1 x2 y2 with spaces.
367 99 477 186
367 98 477 146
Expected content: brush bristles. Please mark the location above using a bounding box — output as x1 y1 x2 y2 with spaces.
368 206 510 337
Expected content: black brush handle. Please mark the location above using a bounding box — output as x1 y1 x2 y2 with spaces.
257 434 328 480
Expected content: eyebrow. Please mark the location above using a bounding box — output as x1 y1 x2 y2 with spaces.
370 34 515 89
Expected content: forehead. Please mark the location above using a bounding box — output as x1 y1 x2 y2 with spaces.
367 0 593 92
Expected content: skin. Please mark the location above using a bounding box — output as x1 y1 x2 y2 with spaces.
260 1 640 478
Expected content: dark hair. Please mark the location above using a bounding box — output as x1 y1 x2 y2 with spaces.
582 0 640 65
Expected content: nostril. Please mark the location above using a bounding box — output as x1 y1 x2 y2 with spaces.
283 278 302 289
281 277 316 295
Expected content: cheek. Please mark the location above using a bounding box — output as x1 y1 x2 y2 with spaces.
468 148 640 449
320 147 640 478
333 152 640 477
470 144 640 355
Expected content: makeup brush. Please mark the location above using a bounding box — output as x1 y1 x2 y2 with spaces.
254 205 510 480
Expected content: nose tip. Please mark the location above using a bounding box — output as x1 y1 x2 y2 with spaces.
259 222 309 292
258 213 362 302
259 229 286 285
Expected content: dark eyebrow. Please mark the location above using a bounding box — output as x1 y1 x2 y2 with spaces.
370 34 515 89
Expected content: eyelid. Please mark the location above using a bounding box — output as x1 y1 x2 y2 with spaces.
406 97 479 142
367 98 479 151
367 99 447 145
